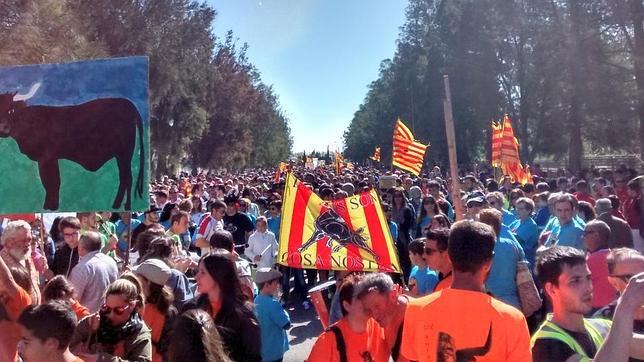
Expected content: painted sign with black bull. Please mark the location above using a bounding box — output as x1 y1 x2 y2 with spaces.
0 57 149 213
278 173 401 273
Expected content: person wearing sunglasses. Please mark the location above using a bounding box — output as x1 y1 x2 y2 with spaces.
423 228 452 292
70 279 152 362
594 248 644 328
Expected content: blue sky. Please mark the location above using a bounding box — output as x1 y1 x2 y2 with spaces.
209 0 407 153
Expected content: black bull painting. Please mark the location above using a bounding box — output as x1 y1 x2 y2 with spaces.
298 208 379 260
0 83 144 210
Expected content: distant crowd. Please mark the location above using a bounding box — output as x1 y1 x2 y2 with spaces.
0 163 643 361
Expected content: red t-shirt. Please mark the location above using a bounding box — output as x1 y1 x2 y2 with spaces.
587 249 617 308
0 287 32 362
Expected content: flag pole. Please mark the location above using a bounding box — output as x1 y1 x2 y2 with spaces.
443 75 464 221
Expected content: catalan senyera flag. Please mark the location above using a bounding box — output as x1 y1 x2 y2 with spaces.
496 115 531 184
278 173 401 273
392 119 428 176
334 152 344 175
370 146 381 162
273 162 289 183
491 121 503 167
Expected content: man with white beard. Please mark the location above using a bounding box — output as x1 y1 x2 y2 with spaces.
0 220 40 304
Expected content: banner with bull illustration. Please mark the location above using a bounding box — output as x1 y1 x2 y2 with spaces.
278 173 400 273
0 57 149 213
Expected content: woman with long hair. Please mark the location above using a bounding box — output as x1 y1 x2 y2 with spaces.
182 252 261 362
429 214 452 231
416 195 441 237
70 279 152 362
391 188 415 279
132 259 177 362
167 309 231 362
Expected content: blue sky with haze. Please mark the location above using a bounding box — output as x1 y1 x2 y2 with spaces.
209 0 407 153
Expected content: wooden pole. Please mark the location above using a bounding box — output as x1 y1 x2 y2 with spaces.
443 75 464 221
125 213 132 267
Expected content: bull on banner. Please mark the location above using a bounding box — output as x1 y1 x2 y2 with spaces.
0 57 149 213
278 173 400 273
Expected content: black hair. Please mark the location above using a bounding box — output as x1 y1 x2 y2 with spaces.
535 246 586 287
42 275 75 302
167 309 231 362
339 274 362 316
408 238 425 255
447 221 496 273
426 228 450 251
209 230 234 252
208 200 226 212
18 301 77 350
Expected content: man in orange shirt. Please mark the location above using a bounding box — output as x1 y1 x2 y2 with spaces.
308 274 390 362
424 228 452 291
17 301 84 362
355 273 411 361
0 245 32 362
401 220 531 361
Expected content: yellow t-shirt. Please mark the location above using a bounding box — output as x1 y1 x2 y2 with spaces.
401 288 531 362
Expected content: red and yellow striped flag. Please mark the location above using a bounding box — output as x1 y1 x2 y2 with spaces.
392 119 428 176
334 152 344 175
496 115 532 185
278 173 401 273
273 162 289 183
500 115 520 165
491 121 503 167
370 146 381 162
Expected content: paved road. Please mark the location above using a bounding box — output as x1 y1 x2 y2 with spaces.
283 303 323 361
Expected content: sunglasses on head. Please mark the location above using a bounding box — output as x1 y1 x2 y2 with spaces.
100 303 131 316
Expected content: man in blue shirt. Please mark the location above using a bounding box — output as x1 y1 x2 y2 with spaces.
480 208 524 309
254 268 291 362
542 193 585 250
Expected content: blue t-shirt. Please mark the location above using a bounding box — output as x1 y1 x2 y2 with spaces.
388 220 398 242
545 219 585 250
502 209 517 227
255 293 290 361
417 215 432 237
534 207 550 228
267 215 281 239
509 218 539 267
409 265 439 296
115 219 142 252
486 226 524 309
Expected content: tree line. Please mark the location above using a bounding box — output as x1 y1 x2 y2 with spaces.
0 0 293 176
344 0 644 173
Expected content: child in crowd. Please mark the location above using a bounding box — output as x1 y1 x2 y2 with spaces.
254 268 290 362
407 238 438 296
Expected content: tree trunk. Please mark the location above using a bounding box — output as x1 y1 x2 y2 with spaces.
567 0 584 173
631 0 644 162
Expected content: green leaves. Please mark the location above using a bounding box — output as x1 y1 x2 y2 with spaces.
0 0 292 176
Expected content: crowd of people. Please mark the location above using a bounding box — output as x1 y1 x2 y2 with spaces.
1 162 644 361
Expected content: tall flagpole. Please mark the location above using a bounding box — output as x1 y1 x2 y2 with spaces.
443 75 464 221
